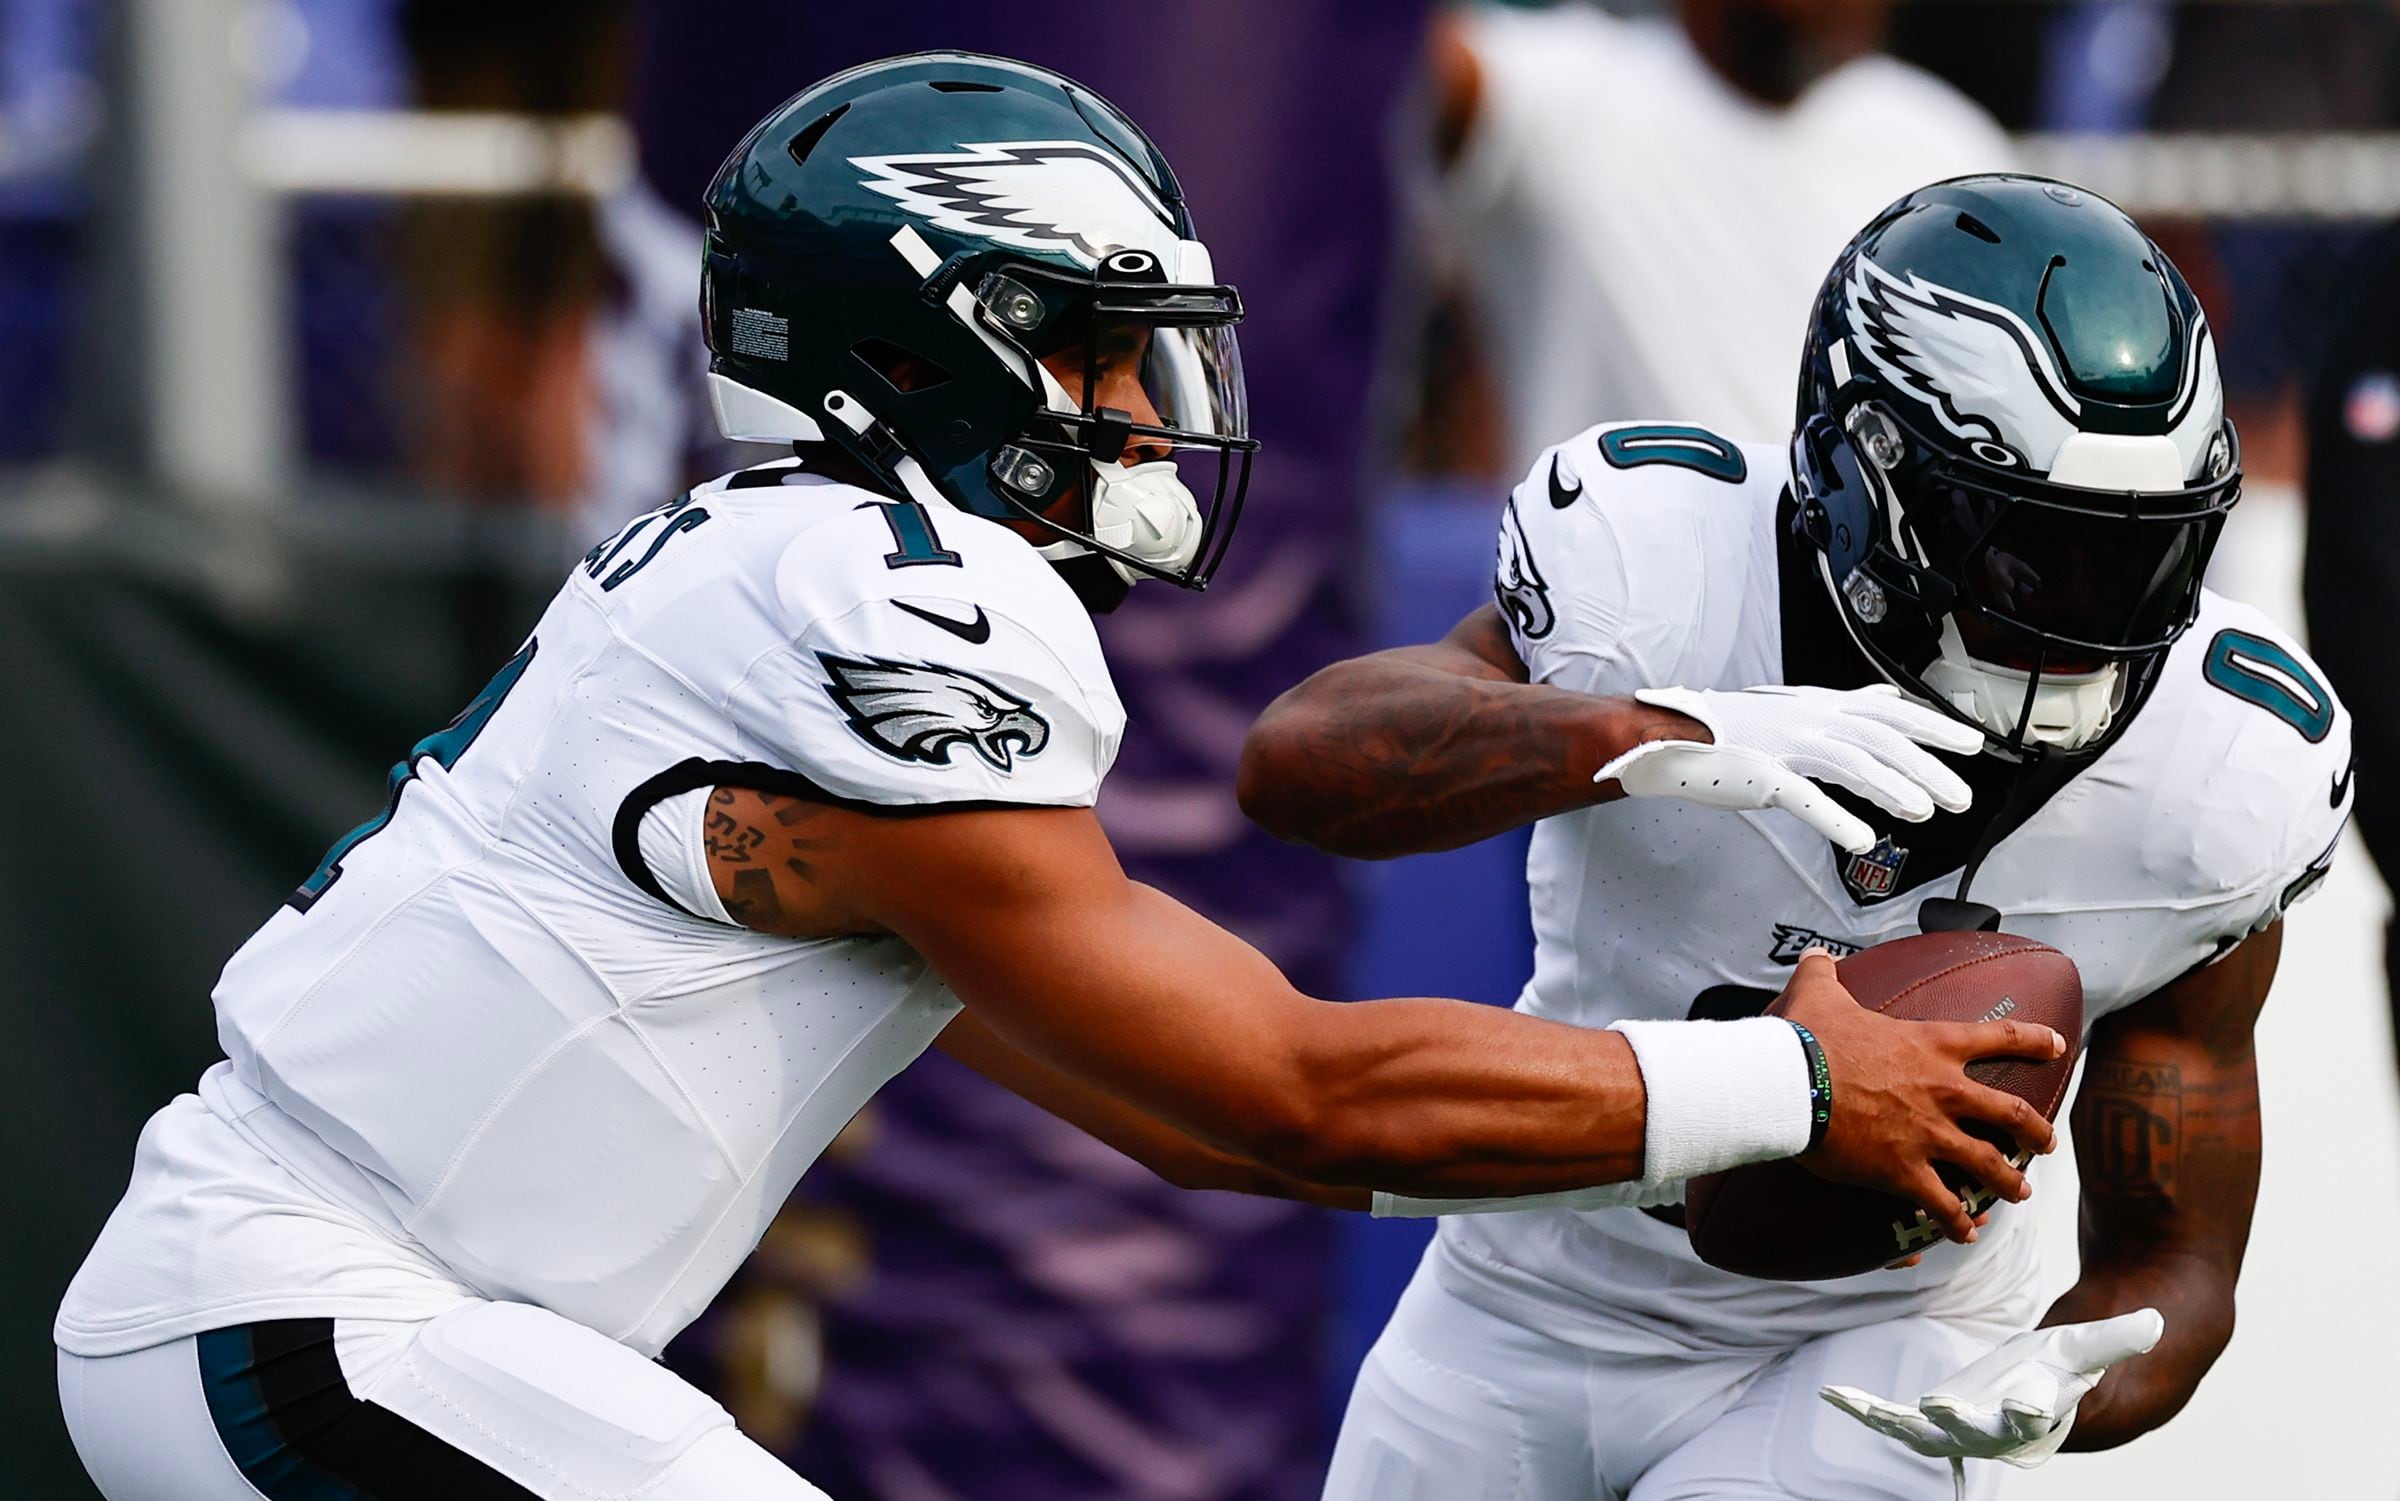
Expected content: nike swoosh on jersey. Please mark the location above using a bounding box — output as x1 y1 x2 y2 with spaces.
894 600 993 644
1547 454 1583 509
2333 755 2355 808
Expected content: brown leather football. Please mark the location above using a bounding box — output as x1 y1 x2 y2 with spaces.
1684 930 2083 1281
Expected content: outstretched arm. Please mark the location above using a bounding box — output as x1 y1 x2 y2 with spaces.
1237 605 1977 859
704 785 2055 1233
1236 606 1700 858
934 1008 1367 1209
2043 921 2281 1449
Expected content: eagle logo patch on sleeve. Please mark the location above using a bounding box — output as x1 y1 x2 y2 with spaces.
820 654 1053 772
1495 497 1556 640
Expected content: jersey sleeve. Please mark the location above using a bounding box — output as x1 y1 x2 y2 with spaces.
1492 427 1728 697
2157 606 2354 956
2217 656 2353 941
726 508 1126 810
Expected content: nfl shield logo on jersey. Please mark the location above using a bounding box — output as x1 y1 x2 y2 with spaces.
1840 837 1908 904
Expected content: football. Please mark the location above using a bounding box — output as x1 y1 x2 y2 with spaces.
1684 931 2084 1280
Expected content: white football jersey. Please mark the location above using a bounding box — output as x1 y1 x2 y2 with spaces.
1449 421 2350 1348
58 459 1123 1359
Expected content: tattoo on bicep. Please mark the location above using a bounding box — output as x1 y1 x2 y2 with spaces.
720 867 782 927
705 787 853 936
704 809 768 863
2178 1070 2261 1156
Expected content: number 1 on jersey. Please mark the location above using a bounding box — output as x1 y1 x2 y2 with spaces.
870 500 962 569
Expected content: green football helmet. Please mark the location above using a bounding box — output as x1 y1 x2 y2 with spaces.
1791 175 2240 756
701 52 1255 594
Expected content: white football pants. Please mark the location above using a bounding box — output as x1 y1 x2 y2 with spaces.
1324 1249 2020 1501
58 1299 827 1501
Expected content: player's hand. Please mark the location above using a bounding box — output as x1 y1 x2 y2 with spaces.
1778 952 2062 1242
1820 1310 2164 1468
1595 683 1981 853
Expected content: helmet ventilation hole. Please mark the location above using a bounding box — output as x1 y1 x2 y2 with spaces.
1955 212 2001 244
786 104 849 168
930 80 1003 92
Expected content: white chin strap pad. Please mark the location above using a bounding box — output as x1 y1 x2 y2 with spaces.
1087 459 1203 583
1920 619 2119 749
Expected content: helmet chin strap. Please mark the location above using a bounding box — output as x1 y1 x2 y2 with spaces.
1920 618 2120 751
819 388 960 515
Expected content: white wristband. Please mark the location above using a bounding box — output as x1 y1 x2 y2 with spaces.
1607 1017 1814 1185
1364 1018 1814 1220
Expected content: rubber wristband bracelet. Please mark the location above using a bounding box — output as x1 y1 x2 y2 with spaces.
1787 1021 1833 1152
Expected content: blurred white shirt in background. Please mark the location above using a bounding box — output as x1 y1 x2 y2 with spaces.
1449 3 2014 460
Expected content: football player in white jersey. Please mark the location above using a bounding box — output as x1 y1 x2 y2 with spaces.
1243 175 2350 1500
52 58 2059 1501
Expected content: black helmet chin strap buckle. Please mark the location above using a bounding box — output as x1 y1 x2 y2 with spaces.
1919 897 2003 934
1916 747 2074 936
821 387 959 515
821 389 905 471
1082 407 1134 465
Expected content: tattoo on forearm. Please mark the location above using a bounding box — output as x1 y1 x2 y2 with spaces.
2079 1051 2260 1213
1257 666 1612 856
2082 1058 2183 1199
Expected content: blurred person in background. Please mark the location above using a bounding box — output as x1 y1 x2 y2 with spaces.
397 0 623 513
2302 224 2400 1071
607 8 1437 1500
1430 0 2012 465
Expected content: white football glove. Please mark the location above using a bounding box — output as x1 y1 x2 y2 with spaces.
1820 1308 2164 1474
1594 683 1981 853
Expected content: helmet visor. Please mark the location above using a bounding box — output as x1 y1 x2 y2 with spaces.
1137 317 1248 443
1915 467 2233 662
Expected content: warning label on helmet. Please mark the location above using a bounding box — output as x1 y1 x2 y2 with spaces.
732 308 790 362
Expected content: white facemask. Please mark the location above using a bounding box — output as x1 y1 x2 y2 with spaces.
1919 618 2121 750
1084 457 1203 584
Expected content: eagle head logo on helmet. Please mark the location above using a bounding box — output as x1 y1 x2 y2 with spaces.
1839 253 2223 483
850 140 1181 269
821 654 1053 772
1841 256 2086 474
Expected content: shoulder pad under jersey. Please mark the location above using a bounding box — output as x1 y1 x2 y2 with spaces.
602 462 1126 811
2083 591 2351 936
1493 421 1782 696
